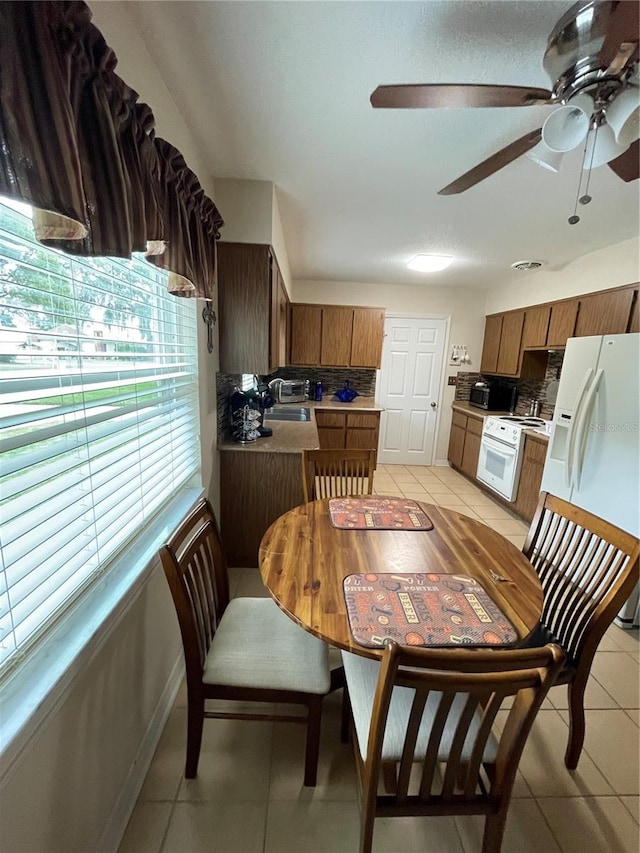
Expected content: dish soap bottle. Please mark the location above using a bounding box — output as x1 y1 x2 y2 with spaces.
315 380 323 402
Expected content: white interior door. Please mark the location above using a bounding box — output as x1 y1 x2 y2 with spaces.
377 315 448 465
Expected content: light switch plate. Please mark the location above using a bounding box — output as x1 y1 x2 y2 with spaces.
447 376 457 386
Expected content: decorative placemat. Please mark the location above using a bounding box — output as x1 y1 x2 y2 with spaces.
329 498 433 531
343 572 518 648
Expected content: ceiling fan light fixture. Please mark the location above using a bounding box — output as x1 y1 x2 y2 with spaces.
406 254 453 272
606 85 640 147
583 122 630 168
542 93 593 152
526 142 564 172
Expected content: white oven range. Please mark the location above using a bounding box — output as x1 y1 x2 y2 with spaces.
477 416 551 502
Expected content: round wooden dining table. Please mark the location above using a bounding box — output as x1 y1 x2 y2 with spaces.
258 497 544 659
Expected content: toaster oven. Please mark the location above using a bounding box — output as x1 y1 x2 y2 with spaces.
268 378 309 404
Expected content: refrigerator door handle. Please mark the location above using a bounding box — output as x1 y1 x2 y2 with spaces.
565 368 594 489
572 368 603 491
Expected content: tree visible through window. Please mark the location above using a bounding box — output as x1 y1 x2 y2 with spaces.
0 197 200 673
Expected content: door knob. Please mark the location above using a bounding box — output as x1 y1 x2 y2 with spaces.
431 402 437 409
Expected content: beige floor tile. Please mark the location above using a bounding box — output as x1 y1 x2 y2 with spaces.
118 802 172 853
599 626 637 652
449 483 485 495
620 796 639 824
138 707 187 802
605 626 640 655
473 504 520 521
423 483 455 495
483 518 530 536
590 652 640 708
579 709 640 795
375 488 406 498
547 677 618 711
177 719 273 802
235 568 270 597
163 802 266 853
455 798 562 853
538 796 640 853
450 505 481 521
505 709 615 797
504 534 528 549
400 489 432 499
265 800 361 853
269 699 358 802
459 493 503 507
433 497 468 508
625 709 640 727
372 815 464 853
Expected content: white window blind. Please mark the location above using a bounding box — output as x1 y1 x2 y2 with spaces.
0 197 200 673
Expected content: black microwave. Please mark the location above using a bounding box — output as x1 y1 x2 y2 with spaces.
469 383 516 411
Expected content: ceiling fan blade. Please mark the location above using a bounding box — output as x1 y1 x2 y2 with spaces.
608 139 640 182
370 84 553 109
599 0 639 70
438 128 542 195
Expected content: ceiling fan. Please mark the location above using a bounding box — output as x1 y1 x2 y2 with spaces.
370 0 640 195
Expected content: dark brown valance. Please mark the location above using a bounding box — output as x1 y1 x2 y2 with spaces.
0 0 223 299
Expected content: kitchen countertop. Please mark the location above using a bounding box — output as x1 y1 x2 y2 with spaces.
451 401 551 441
218 396 383 454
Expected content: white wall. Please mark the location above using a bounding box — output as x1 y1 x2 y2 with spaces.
294 279 487 463
214 178 293 295
485 236 640 314
0 6 215 851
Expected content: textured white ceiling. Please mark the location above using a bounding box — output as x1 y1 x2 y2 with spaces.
114 1 639 289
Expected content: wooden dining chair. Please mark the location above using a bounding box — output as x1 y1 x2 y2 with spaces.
521 491 640 769
342 640 564 853
301 448 376 503
159 498 331 786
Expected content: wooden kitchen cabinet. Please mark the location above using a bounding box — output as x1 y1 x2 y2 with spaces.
546 299 579 347
218 242 288 374
321 307 353 365
521 305 550 349
629 290 639 334
514 434 548 523
315 409 381 463
575 289 635 337
496 311 525 376
460 414 482 478
351 308 385 367
447 409 482 477
289 305 322 365
277 275 289 368
480 315 502 374
289 303 385 367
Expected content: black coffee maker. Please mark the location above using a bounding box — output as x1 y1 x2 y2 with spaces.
228 377 275 443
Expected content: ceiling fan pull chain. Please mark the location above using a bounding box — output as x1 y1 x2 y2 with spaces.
569 122 597 225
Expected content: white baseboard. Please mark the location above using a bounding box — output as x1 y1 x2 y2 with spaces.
434 458 450 467
96 653 185 853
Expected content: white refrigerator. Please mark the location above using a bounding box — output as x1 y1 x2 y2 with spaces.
541 333 640 627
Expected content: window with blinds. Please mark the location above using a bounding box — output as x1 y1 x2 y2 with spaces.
0 197 200 673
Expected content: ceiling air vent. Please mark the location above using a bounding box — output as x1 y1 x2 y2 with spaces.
511 260 544 271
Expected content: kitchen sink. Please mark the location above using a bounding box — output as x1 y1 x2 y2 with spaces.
264 407 311 422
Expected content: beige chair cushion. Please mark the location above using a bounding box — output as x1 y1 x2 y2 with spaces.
204 598 330 694
342 650 498 763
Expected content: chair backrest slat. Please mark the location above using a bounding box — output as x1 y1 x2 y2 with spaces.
302 449 376 503
160 499 230 682
525 493 639 662
368 643 564 809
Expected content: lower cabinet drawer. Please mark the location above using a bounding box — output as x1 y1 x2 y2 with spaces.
315 410 346 428
346 412 379 429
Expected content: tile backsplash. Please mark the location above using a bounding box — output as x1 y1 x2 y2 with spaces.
454 350 565 420
216 367 377 439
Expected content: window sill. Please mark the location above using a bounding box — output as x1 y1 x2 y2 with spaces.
0 488 202 780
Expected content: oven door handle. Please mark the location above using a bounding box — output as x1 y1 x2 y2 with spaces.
480 435 518 457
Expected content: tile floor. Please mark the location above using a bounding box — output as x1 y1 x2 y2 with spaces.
119 465 639 853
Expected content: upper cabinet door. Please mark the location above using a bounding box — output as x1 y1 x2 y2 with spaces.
575 289 635 337
321 307 353 365
289 305 322 365
480 315 503 373
496 311 525 376
521 305 550 349
546 300 579 348
350 308 385 367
